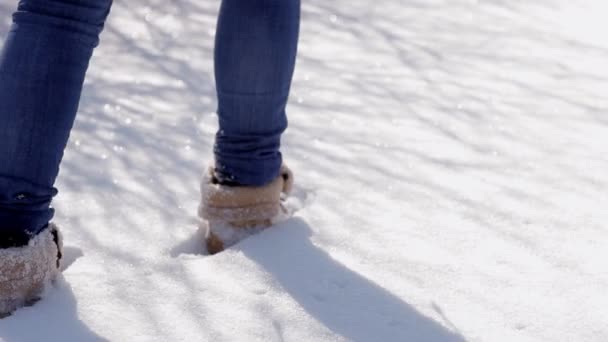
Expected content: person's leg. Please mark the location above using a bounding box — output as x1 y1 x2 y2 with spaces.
0 0 112 248
200 0 300 254
213 0 300 186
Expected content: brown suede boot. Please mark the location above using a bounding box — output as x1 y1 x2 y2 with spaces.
198 164 294 254
0 223 62 318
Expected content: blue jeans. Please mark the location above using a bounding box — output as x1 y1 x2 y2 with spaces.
0 0 300 246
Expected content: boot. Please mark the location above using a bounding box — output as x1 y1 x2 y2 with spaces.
0 223 62 317
198 164 293 254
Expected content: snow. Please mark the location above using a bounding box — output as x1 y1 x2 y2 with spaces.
1 0 608 341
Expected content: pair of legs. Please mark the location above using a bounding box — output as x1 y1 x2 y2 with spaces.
0 0 300 247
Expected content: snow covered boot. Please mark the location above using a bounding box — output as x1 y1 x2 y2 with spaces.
0 223 63 318
198 164 294 254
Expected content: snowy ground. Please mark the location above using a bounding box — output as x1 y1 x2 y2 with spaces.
1 0 608 341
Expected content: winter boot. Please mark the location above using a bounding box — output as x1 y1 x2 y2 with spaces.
198 164 294 254
0 223 63 318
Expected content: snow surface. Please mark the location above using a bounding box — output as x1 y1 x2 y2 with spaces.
1 0 608 341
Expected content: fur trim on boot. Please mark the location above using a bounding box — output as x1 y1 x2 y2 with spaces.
198 164 294 254
0 223 62 318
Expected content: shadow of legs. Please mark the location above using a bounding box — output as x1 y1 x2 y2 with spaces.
242 217 467 342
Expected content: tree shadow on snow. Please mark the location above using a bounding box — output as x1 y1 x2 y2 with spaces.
242 217 467 342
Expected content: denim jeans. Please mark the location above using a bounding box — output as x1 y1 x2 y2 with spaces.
0 0 300 246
